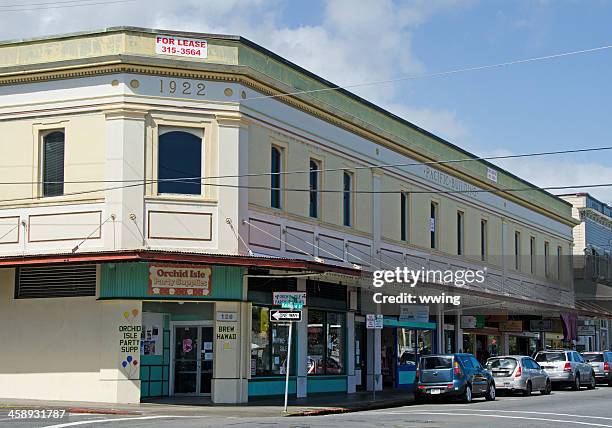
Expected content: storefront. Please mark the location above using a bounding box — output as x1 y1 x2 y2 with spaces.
381 318 436 391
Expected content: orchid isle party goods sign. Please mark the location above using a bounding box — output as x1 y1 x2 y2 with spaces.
148 264 212 296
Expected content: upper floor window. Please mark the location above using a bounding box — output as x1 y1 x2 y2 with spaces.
430 202 438 249
42 131 65 197
557 246 563 280
158 130 202 195
544 241 550 278
457 211 464 255
530 237 536 274
480 219 488 261
514 231 521 270
271 146 282 209
400 192 408 242
309 159 320 218
343 172 353 227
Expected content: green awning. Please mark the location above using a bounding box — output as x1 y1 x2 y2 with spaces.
383 317 436 330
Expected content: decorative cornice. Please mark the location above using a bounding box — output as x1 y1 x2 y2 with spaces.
580 207 612 230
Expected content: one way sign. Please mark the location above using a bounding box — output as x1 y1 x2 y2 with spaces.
269 310 302 322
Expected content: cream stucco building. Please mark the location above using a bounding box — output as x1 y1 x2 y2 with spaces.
0 27 592 404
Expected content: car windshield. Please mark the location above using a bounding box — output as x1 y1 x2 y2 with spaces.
421 356 453 370
486 358 517 370
535 352 565 362
583 353 604 362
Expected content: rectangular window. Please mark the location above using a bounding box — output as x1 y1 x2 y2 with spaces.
271 146 282 209
457 211 464 255
309 159 320 218
250 306 293 376
15 265 96 298
343 172 352 227
42 131 65 197
430 202 438 249
557 246 562 280
530 237 536 274
514 231 521 270
307 310 345 375
544 241 550 278
158 129 202 195
400 192 408 241
480 219 488 261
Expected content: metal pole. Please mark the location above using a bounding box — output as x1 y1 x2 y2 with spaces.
372 329 376 401
283 321 293 412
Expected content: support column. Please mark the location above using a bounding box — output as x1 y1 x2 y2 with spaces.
346 311 356 393
454 311 463 353
104 109 147 250
435 304 444 354
366 328 382 391
296 278 308 398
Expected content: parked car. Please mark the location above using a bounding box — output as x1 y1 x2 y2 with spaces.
485 355 551 396
416 353 495 403
534 350 596 390
582 351 612 386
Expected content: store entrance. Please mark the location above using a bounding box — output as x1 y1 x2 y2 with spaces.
172 324 213 396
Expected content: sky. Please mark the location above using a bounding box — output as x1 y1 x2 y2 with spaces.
2 0 612 202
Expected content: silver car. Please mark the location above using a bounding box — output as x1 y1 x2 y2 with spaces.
582 351 612 386
535 350 596 390
485 356 551 396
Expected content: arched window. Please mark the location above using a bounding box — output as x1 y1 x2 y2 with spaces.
158 131 202 195
309 159 320 218
42 131 65 197
270 146 282 209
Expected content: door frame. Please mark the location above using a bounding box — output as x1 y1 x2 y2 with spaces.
169 320 214 396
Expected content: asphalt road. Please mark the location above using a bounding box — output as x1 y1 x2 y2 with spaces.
2 386 612 428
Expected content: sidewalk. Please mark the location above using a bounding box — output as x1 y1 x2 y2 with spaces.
0 390 415 418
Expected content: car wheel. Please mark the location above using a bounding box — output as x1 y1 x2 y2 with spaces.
523 381 532 396
587 372 596 390
572 375 581 391
462 384 473 403
485 383 496 401
541 380 552 395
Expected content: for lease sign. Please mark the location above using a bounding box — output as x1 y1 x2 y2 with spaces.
155 35 208 59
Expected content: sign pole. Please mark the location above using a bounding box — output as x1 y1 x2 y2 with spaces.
283 320 293 413
372 332 376 401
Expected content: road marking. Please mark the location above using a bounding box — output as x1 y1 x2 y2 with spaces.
448 410 612 421
382 412 612 427
42 415 207 428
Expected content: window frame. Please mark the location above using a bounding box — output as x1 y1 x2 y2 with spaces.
457 210 465 256
250 305 296 377
430 202 438 249
307 309 346 376
400 192 409 242
480 219 488 261
544 241 550 278
530 236 536 275
342 171 353 227
40 129 66 198
309 158 321 218
514 231 521 271
157 128 204 196
270 145 283 209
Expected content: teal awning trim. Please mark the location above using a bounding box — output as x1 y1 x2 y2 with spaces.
383 317 436 330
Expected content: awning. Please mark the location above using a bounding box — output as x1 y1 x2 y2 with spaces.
575 300 612 318
0 249 361 276
383 317 436 330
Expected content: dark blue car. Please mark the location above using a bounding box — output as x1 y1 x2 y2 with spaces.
416 353 496 403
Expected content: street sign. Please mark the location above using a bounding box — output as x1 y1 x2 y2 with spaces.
366 314 383 329
273 292 306 309
270 309 302 322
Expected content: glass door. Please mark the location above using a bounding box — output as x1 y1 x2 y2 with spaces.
174 326 199 394
173 325 213 396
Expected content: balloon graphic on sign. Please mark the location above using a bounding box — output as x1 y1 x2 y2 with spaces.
133 360 138 366
122 360 128 368
132 309 139 317
127 355 133 363
123 311 129 319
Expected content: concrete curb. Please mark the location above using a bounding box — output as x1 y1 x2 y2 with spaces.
288 399 414 417
67 407 141 415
